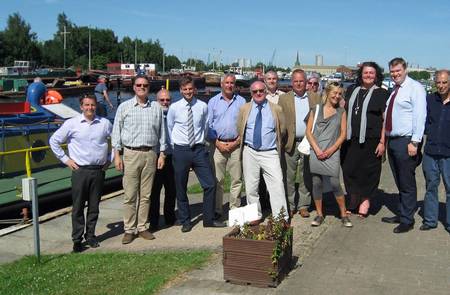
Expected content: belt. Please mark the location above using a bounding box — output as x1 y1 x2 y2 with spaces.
388 135 411 140
245 143 276 152
125 145 153 152
217 137 237 143
78 165 103 170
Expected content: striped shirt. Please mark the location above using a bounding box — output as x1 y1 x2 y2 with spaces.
112 96 166 151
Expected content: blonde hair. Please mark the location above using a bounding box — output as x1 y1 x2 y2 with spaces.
322 82 344 104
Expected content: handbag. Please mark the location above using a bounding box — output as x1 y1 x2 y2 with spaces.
298 104 320 155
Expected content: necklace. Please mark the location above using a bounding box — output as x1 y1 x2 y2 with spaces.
354 89 368 115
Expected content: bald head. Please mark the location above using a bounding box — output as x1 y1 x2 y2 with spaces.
156 88 171 110
250 81 267 104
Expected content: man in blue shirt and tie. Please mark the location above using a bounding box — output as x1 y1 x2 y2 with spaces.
237 81 288 222
382 57 427 233
167 76 227 232
50 95 112 252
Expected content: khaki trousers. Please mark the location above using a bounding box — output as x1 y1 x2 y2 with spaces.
122 148 157 234
212 146 242 214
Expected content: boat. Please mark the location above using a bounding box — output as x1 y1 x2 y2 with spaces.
0 82 121 218
202 71 222 87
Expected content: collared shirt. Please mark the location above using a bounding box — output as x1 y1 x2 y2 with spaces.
424 92 450 157
207 92 246 141
244 100 276 150
94 82 107 103
111 96 166 151
294 92 310 138
385 76 427 142
167 97 208 146
50 114 112 165
266 89 285 104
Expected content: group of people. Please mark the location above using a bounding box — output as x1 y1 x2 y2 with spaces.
49 57 450 253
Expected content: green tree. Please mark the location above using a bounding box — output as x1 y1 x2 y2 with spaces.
0 13 41 66
164 54 181 70
185 58 207 71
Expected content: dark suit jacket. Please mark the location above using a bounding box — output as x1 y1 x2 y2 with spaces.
237 100 286 158
278 90 321 153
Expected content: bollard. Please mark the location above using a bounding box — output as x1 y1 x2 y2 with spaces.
22 178 40 262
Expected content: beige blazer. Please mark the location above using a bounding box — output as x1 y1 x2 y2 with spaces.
237 101 286 157
278 90 321 153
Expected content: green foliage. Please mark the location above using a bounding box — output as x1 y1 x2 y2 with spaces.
0 250 211 295
187 172 235 194
409 71 431 81
165 54 181 71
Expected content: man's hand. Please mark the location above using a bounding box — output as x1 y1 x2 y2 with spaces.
157 154 165 170
407 143 418 157
65 159 79 170
114 155 124 171
215 140 229 153
375 142 385 158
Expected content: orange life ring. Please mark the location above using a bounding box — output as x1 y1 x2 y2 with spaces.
45 90 63 104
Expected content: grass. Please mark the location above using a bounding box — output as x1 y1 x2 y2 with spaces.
187 172 234 194
0 250 211 295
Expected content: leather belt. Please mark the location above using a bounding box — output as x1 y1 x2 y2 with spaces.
218 137 237 143
78 165 103 170
125 146 153 152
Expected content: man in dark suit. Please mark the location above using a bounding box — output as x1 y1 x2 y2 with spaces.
278 69 321 218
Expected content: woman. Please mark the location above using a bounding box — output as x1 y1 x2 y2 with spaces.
341 62 388 217
306 82 352 227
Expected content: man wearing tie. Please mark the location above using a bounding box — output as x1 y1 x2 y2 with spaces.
237 81 288 222
167 77 227 232
381 57 427 233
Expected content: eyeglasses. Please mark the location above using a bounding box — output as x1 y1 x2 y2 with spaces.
251 89 265 94
159 99 171 102
307 82 319 86
135 84 149 88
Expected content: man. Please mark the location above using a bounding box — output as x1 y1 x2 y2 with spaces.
382 57 427 233
167 76 226 232
50 95 112 252
149 88 176 230
237 81 288 221
278 69 321 218
420 70 450 233
306 74 320 94
264 70 285 104
112 75 166 244
208 74 246 217
94 75 114 117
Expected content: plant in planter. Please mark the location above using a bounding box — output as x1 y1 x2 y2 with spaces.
223 208 293 288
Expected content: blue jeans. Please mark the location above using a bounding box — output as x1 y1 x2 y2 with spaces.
422 153 450 229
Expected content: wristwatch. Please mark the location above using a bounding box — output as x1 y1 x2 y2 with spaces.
410 141 419 148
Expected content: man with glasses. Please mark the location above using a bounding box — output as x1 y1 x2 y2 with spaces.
167 77 226 233
208 74 246 218
149 88 176 231
112 75 166 244
420 70 450 233
237 81 288 222
265 70 285 104
279 69 321 219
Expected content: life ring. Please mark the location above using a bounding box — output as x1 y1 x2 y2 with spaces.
45 90 63 104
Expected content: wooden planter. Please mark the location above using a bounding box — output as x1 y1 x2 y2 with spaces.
223 226 293 288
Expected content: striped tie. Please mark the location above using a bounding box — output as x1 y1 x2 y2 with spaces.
187 103 195 147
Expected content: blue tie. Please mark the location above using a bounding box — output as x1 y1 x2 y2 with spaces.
253 104 263 149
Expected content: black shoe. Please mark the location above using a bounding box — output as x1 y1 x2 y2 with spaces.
214 212 222 220
419 224 437 231
181 223 193 233
381 216 401 224
393 223 414 233
203 220 227 228
72 242 83 253
86 237 100 248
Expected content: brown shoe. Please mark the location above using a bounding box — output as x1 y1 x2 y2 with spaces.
122 233 136 244
139 230 155 240
299 208 310 218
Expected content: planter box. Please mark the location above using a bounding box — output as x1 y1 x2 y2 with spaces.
223 226 293 288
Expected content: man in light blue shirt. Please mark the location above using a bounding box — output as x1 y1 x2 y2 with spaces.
382 57 427 233
50 95 112 252
167 76 226 232
208 74 246 217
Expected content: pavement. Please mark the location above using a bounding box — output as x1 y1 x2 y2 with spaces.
1 162 450 294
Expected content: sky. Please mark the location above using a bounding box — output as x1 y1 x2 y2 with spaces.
1 0 449 69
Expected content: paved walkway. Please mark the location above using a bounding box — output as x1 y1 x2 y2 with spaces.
1 163 449 294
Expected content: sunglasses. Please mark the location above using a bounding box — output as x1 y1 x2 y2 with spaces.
307 82 319 86
159 99 171 102
251 89 265 94
135 84 149 88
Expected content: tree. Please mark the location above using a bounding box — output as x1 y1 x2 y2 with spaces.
164 54 181 70
0 13 41 66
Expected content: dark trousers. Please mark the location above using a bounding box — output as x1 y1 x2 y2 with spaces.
71 167 105 243
387 136 421 225
149 155 176 227
96 102 107 118
172 144 216 226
